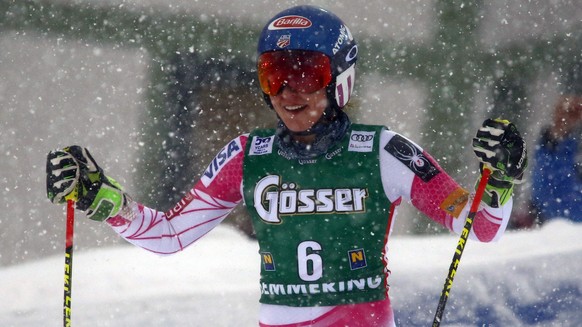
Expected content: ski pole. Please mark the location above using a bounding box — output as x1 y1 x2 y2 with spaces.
432 167 491 326
64 199 75 327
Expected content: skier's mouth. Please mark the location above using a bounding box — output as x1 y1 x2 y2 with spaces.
284 104 308 112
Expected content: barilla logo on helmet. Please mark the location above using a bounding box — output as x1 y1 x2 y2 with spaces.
268 15 312 30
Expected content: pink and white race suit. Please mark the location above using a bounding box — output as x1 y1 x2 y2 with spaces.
107 129 512 327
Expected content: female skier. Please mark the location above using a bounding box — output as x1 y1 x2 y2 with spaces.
46 5 527 326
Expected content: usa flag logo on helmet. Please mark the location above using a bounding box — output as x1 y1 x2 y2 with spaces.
276 35 291 48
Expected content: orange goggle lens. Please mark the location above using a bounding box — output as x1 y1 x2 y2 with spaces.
258 51 332 96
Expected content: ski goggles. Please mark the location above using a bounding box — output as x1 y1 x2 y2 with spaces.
257 50 332 96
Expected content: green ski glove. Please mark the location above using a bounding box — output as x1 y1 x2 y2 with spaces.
472 118 528 207
46 145 127 221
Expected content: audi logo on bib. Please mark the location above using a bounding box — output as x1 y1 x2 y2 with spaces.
348 130 375 153
351 134 374 142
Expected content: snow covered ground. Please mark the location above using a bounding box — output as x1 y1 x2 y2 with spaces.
1 219 581 326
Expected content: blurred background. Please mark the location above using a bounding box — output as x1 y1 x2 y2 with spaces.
0 0 580 267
